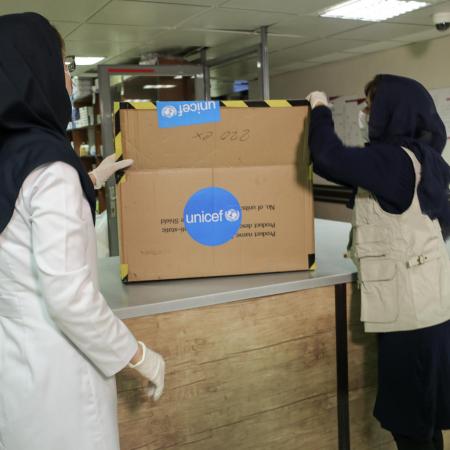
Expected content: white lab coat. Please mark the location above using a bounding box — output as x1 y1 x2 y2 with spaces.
0 162 138 450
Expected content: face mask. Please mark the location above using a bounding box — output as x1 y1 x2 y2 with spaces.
358 109 370 144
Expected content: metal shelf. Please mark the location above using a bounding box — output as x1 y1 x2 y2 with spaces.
68 123 101 132
73 93 96 107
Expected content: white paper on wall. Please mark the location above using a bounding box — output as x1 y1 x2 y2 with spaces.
314 95 365 185
343 97 366 146
330 95 346 142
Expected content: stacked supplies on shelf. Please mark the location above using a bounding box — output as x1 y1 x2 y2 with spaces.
69 106 95 129
72 77 93 101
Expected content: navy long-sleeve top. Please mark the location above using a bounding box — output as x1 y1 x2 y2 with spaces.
309 106 416 214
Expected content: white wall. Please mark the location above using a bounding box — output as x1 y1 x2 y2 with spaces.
270 34 450 100
270 34 450 164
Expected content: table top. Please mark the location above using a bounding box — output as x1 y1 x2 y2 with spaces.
99 220 450 320
99 219 358 319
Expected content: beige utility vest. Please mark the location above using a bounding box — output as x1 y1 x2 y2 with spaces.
349 147 450 333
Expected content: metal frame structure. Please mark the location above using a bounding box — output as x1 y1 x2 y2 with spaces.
335 284 351 450
259 26 270 99
203 26 270 99
98 64 205 256
98 27 271 256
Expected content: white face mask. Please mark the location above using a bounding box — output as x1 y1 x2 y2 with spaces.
358 109 370 144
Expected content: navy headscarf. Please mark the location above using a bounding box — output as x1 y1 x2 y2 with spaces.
0 12 96 233
369 74 450 238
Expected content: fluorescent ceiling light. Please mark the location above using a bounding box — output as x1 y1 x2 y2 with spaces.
320 0 429 21
75 56 105 66
143 84 176 89
174 75 183 79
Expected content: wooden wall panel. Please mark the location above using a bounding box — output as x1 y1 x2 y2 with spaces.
347 285 395 449
118 287 339 450
117 284 448 449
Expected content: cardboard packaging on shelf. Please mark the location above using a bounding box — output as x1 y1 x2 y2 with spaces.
114 100 315 282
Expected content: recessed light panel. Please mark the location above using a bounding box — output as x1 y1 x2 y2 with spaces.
75 56 105 66
321 0 429 22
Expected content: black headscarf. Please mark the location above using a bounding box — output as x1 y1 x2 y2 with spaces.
0 12 96 233
369 74 450 238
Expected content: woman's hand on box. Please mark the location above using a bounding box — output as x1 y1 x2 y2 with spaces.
89 154 134 190
306 91 330 110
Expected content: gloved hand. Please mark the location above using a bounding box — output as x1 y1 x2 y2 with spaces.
305 91 330 109
89 154 133 189
128 341 165 401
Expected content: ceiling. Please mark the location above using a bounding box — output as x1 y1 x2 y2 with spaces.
2 0 450 82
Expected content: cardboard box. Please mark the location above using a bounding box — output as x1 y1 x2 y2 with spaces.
114 100 315 282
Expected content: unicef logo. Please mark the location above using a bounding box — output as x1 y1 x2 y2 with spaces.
184 187 242 246
225 209 240 222
161 105 177 119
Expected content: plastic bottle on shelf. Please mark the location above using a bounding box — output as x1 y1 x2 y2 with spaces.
79 143 89 157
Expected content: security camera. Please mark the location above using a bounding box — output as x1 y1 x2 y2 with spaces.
433 12 450 32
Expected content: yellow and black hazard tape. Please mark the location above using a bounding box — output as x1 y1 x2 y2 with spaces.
115 99 308 113
219 99 309 108
308 254 317 271
120 263 129 283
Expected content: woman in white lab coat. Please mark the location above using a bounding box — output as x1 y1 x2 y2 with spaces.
0 13 164 450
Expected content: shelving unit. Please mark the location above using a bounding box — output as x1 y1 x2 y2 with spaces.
97 63 207 255
67 89 106 213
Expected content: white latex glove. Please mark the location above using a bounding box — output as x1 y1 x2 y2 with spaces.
89 154 133 189
305 91 330 109
128 341 165 401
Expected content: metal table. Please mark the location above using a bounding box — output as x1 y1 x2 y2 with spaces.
99 219 450 450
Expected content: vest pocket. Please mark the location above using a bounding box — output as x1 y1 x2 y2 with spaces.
359 257 399 323
408 258 441 316
353 224 388 258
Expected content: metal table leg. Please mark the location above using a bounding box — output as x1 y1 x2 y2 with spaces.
335 283 350 450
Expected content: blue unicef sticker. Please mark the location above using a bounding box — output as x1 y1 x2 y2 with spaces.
157 100 221 128
184 187 242 247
